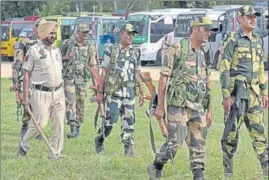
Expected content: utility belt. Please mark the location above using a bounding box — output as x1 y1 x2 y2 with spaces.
33 83 62 92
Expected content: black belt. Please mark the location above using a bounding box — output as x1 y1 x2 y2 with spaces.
34 84 62 92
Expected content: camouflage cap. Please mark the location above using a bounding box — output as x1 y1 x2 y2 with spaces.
120 23 138 34
77 24 89 32
34 18 47 27
237 5 261 17
190 16 218 32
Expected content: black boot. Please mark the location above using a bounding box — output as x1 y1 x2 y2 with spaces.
20 123 28 139
17 143 27 158
124 144 136 157
192 169 204 180
94 135 104 154
67 125 79 138
223 155 233 178
35 134 43 141
260 156 268 177
147 161 163 180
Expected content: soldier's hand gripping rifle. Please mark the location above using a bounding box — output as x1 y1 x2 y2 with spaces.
146 93 175 165
221 80 249 156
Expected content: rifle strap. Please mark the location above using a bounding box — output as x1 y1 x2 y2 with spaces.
94 105 100 131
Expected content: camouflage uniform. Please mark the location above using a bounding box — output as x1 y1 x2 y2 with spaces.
95 24 141 155
60 24 97 138
11 18 46 139
219 5 268 177
147 17 217 180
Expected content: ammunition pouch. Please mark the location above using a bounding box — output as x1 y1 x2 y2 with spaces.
104 68 119 95
167 78 207 108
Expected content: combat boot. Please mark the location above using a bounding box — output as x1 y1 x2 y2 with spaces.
35 134 43 141
124 144 137 157
94 136 104 154
192 169 204 180
67 125 79 139
17 144 27 158
147 163 163 180
20 123 28 139
260 158 268 177
223 155 233 178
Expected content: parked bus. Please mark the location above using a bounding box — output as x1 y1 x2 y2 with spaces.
72 16 126 60
1 21 34 61
127 9 212 65
44 15 77 47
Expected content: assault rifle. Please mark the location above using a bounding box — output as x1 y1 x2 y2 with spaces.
146 93 175 165
221 80 249 156
10 83 23 121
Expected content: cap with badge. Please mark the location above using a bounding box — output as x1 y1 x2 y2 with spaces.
77 24 89 32
120 23 138 34
237 5 261 17
190 16 218 32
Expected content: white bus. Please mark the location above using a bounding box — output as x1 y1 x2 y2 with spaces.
127 9 213 65
127 10 196 65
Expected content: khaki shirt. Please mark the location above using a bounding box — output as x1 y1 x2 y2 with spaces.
23 41 63 87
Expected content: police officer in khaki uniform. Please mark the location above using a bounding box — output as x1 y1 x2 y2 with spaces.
17 21 66 159
12 18 47 140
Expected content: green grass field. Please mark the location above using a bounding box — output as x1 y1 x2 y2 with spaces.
1 78 268 180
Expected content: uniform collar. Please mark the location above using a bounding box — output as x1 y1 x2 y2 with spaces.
39 41 56 50
75 39 87 46
119 43 133 51
189 38 201 52
238 28 258 38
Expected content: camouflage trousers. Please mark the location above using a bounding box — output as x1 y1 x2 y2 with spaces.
64 81 87 127
222 89 268 160
155 105 207 170
99 95 135 145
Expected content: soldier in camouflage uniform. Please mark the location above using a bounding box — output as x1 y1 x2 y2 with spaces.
147 17 217 180
61 24 99 138
219 5 268 178
11 18 47 139
94 23 145 157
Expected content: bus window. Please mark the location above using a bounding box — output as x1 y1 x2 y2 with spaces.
1 25 9 41
150 19 173 43
127 15 149 36
11 23 32 38
174 19 190 38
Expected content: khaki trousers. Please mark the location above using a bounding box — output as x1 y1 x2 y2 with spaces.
20 87 66 156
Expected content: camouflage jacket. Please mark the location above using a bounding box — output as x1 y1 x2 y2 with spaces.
61 39 97 84
102 43 141 98
12 37 38 85
219 28 268 98
162 38 211 111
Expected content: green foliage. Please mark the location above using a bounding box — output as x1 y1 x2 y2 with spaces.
1 78 268 180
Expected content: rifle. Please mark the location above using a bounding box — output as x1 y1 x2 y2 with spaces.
140 72 155 100
146 93 175 165
10 83 23 121
221 80 249 156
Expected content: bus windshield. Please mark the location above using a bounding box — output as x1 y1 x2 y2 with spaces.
1 24 9 41
127 15 149 36
99 18 125 36
11 22 33 38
